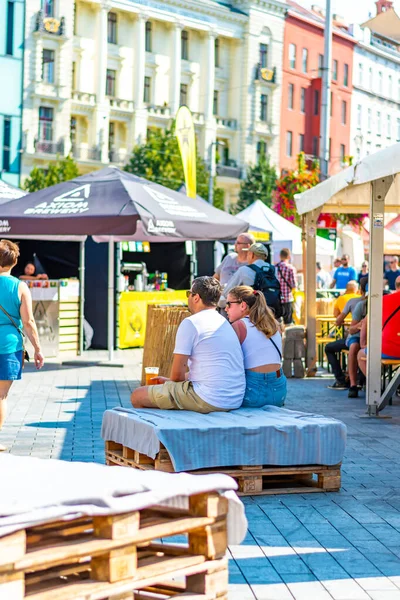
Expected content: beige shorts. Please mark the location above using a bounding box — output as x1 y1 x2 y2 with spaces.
148 380 228 413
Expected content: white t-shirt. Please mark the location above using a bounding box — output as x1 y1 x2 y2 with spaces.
174 309 246 409
241 318 282 370
215 253 246 286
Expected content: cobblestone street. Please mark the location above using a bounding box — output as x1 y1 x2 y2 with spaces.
4 351 400 600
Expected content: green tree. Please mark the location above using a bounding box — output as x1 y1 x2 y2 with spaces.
234 154 277 213
124 126 224 209
23 155 80 192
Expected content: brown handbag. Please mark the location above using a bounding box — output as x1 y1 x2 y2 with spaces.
0 304 30 367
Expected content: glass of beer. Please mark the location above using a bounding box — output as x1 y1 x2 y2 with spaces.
145 367 159 385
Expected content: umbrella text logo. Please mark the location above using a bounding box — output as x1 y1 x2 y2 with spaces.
0 220 11 233
24 184 91 215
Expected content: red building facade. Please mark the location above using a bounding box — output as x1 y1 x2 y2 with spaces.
280 2 355 175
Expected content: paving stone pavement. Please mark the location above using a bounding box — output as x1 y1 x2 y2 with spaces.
3 350 400 600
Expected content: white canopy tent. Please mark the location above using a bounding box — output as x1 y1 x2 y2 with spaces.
236 200 334 267
295 143 400 415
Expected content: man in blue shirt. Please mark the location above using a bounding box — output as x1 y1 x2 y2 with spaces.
384 256 400 291
330 254 357 289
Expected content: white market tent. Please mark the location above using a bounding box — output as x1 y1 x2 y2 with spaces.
295 143 400 415
236 200 335 266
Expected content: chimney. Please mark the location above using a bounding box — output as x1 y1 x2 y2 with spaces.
375 0 393 14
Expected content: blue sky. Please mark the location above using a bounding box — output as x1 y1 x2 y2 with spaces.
297 0 400 25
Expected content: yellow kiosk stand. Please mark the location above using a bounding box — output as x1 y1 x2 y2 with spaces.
118 291 188 348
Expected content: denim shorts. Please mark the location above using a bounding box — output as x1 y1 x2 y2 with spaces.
0 350 23 380
346 335 360 347
242 369 287 408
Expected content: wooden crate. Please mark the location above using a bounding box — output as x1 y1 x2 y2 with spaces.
105 441 341 496
0 492 228 600
141 305 190 385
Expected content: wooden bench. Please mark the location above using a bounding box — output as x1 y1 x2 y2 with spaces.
0 491 229 600
105 441 342 496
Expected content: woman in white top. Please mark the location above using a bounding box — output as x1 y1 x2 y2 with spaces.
225 285 287 408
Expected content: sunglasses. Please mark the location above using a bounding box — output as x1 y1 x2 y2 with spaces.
186 290 194 298
226 301 241 308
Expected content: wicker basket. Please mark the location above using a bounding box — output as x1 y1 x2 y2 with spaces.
141 304 190 385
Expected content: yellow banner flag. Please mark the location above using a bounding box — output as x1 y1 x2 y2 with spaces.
175 106 197 199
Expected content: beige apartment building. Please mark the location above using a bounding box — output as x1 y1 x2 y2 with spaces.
21 0 286 208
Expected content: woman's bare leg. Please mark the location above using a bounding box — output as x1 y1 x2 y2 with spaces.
0 380 13 430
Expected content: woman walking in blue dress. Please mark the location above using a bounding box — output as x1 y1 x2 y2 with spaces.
0 239 44 450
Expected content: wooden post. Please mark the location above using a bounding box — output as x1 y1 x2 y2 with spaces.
305 209 320 374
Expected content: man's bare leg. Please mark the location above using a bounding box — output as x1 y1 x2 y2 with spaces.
131 386 155 408
348 344 360 387
358 349 367 376
0 381 13 451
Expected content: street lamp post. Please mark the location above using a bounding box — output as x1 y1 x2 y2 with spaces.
208 140 225 204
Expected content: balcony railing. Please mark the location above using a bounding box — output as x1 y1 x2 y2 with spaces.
217 160 241 179
255 64 277 84
148 104 171 117
216 117 237 130
35 139 64 155
71 91 96 105
35 10 66 36
192 111 205 124
72 145 101 161
109 98 134 112
109 149 128 164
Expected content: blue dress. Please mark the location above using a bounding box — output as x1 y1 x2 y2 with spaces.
0 275 23 380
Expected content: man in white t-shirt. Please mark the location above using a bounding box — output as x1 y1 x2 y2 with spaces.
131 276 246 413
213 232 255 286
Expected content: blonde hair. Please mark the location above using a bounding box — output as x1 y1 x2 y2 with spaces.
0 239 19 268
229 285 279 338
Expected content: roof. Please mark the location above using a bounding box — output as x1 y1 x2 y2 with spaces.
362 7 400 42
207 0 247 15
286 0 351 35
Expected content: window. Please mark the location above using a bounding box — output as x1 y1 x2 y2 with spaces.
344 63 349 87
289 43 296 69
215 38 220 67
377 111 382 134
145 21 152 52
107 12 117 44
6 1 14 56
357 104 362 129
299 133 304 152
43 0 54 18
369 68 373 89
42 49 55 84
328 137 332 159
397 118 400 141
389 75 393 98
302 48 308 73
180 83 188 106
340 144 346 162
106 69 116 96
312 136 318 157
288 84 294 110
257 140 267 161
378 71 383 94
314 90 319 116
341 100 347 125
368 108 372 131
333 59 338 81
387 114 391 138
260 94 268 121
2 117 11 172
70 116 76 148
143 76 151 103
181 30 189 60
318 54 324 77
286 131 293 157
72 62 76 90
300 87 306 113
260 43 268 68
213 90 219 115
109 121 115 152
358 63 363 86
38 106 53 140
330 91 333 116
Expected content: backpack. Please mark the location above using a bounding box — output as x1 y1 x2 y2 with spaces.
247 263 283 319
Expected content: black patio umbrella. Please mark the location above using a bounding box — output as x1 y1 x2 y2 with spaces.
0 167 247 239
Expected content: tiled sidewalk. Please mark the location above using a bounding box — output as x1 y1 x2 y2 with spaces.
4 350 400 600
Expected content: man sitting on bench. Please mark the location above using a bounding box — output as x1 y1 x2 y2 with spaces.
131 276 246 413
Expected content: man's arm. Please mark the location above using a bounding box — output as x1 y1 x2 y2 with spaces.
170 354 189 382
336 311 346 326
223 266 253 297
333 299 341 318
289 266 296 289
330 278 336 289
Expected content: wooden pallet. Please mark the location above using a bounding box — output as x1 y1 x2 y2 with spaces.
105 441 341 495
0 492 228 600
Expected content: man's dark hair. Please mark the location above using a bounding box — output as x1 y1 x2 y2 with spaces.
280 248 290 260
316 262 321 270
191 276 222 306
360 276 368 294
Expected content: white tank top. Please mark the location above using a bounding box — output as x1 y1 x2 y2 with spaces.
240 317 282 370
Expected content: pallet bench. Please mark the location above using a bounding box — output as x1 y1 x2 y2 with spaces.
105 441 341 495
0 491 229 600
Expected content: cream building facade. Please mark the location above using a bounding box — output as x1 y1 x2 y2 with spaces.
21 0 286 208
